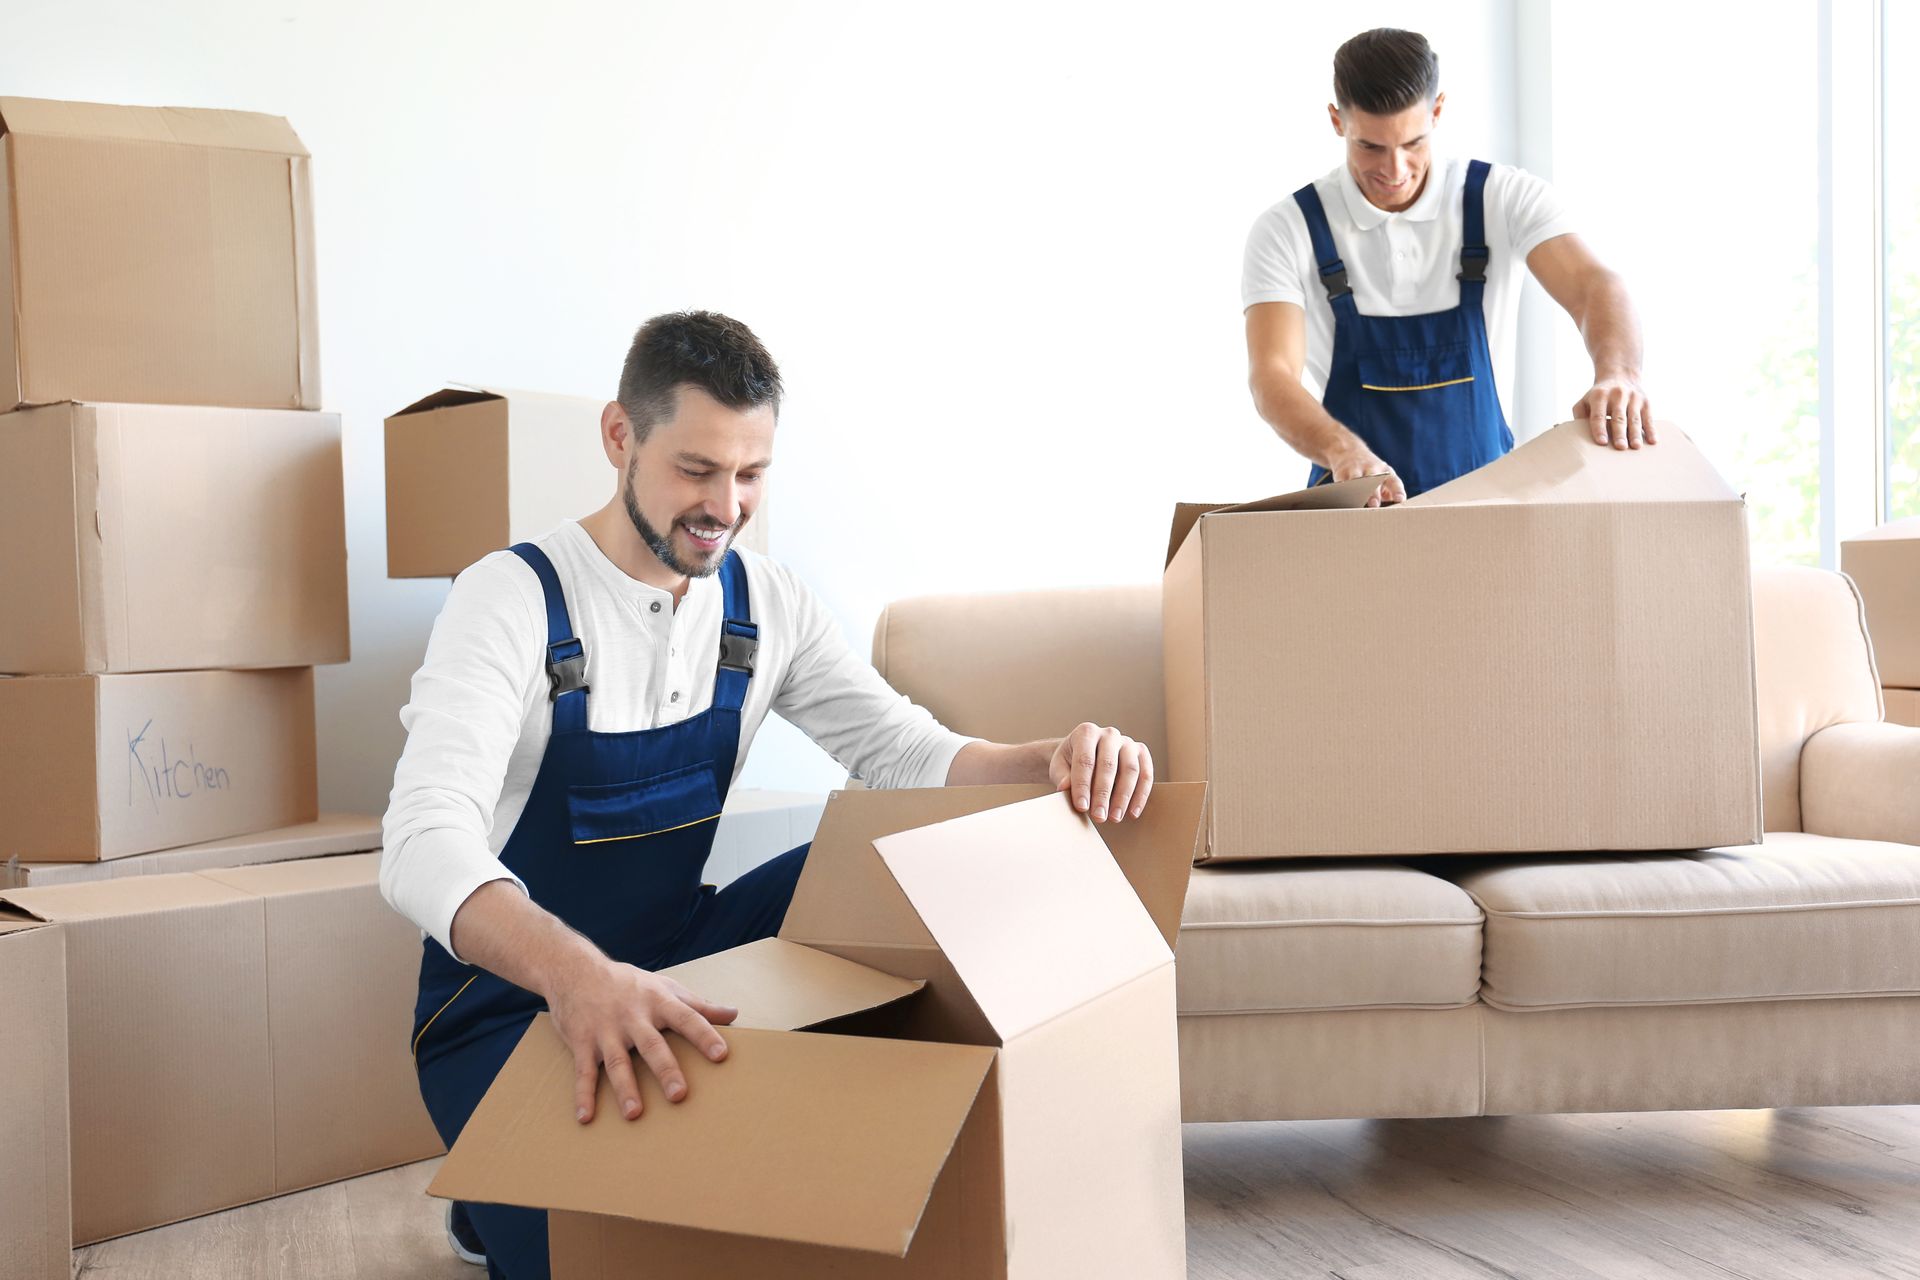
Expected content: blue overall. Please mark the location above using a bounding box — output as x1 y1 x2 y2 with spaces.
412 543 810 1280
1295 159 1512 497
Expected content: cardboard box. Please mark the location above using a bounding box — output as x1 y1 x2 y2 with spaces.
0 853 444 1245
384 384 768 578
0 919 70 1280
0 668 318 862
0 97 319 411
429 782 1207 1279
0 401 348 674
1 812 378 889
1164 421 1762 861
1843 517 1920 688
1887 687 1920 729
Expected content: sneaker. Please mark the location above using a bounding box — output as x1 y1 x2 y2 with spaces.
445 1200 488 1267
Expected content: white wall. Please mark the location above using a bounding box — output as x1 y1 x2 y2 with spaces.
1 0 1519 812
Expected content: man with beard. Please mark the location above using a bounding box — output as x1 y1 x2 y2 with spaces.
382 311 1154 1278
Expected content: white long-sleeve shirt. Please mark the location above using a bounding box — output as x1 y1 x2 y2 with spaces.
381 521 973 956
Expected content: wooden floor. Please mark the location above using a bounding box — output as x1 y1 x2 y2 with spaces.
73 1106 1920 1279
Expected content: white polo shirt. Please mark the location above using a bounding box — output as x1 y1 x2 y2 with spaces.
1242 156 1575 429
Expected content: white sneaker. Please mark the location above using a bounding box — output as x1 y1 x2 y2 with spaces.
445 1200 488 1267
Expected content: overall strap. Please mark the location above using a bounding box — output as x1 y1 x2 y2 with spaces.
1457 160 1492 295
1291 183 1354 303
713 550 758 713
510 543 590 735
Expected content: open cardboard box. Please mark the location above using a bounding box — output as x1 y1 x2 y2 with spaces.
1163 421 1762 861
384 385 769 579
431 781 1207 1278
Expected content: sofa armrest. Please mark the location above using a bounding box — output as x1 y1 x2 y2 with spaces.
1798 721 1920 844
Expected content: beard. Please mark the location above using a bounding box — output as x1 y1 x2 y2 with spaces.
622 461 744 578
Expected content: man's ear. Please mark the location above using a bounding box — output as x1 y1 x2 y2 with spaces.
601 400 631 469
1431 91 1446 127
1327 103 1344 137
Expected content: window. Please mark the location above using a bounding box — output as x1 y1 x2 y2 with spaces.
1539 0 1901 561
1887 0 1918 520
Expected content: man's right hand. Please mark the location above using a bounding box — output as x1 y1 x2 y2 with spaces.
1328 444 1407 507
546 954 739 1125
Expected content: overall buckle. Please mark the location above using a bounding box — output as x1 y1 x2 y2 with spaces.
1319 262 1353 301
546 639 589 700
719 621 758 674
1457 247 1489 284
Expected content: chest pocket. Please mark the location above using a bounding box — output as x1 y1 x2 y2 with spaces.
567 760 722 845
1356 343 1477 395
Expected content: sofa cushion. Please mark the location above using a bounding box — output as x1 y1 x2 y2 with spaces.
1453 832 1920 1010
1175 862 1482 1014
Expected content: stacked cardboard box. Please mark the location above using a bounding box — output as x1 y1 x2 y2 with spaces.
0 96 440 1248
0 855 443 1245
1842 518 1920 728
0 96 344 865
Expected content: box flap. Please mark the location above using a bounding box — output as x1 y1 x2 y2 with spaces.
1165 475 1384 566
657 937 924 1030
874 793 1171 1045
0 96 306 156
781 785 1054 951
387 386 506 419
1090 781 1206 949
782 783 1205 954
1406 420 1739 508
0 872 253 923
427 1014 995 1257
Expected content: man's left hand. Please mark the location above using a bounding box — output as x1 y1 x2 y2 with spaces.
1573 375 1657 450
1049 723 1153 824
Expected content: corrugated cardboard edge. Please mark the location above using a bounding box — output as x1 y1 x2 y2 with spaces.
0 133 19 409
90 404 129 673
290 157 320 409
0 921 71 1280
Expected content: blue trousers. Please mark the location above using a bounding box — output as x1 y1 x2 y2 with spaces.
416 844 810 1280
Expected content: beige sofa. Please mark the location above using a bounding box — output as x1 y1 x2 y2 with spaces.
871 566 1920 1120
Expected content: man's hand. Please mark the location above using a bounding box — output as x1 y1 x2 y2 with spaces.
1328 444 1407 507
1573 375 1657 450
545 954 739 1125
1049 723 1153 823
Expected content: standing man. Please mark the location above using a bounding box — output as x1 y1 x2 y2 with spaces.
1243 27 1656 503
382 311 1154 1278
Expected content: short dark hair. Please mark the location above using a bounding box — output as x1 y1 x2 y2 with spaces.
616 310 783 442
1333 28 1439 115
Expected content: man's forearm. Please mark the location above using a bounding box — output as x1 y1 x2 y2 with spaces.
1252 367 1364 469
946 738 1055 787
1575 269 1644 382
448 879 607 1001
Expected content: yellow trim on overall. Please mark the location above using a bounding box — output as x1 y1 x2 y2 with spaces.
573 811 722 846
413 973 479 1058
1360 375 1476 392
